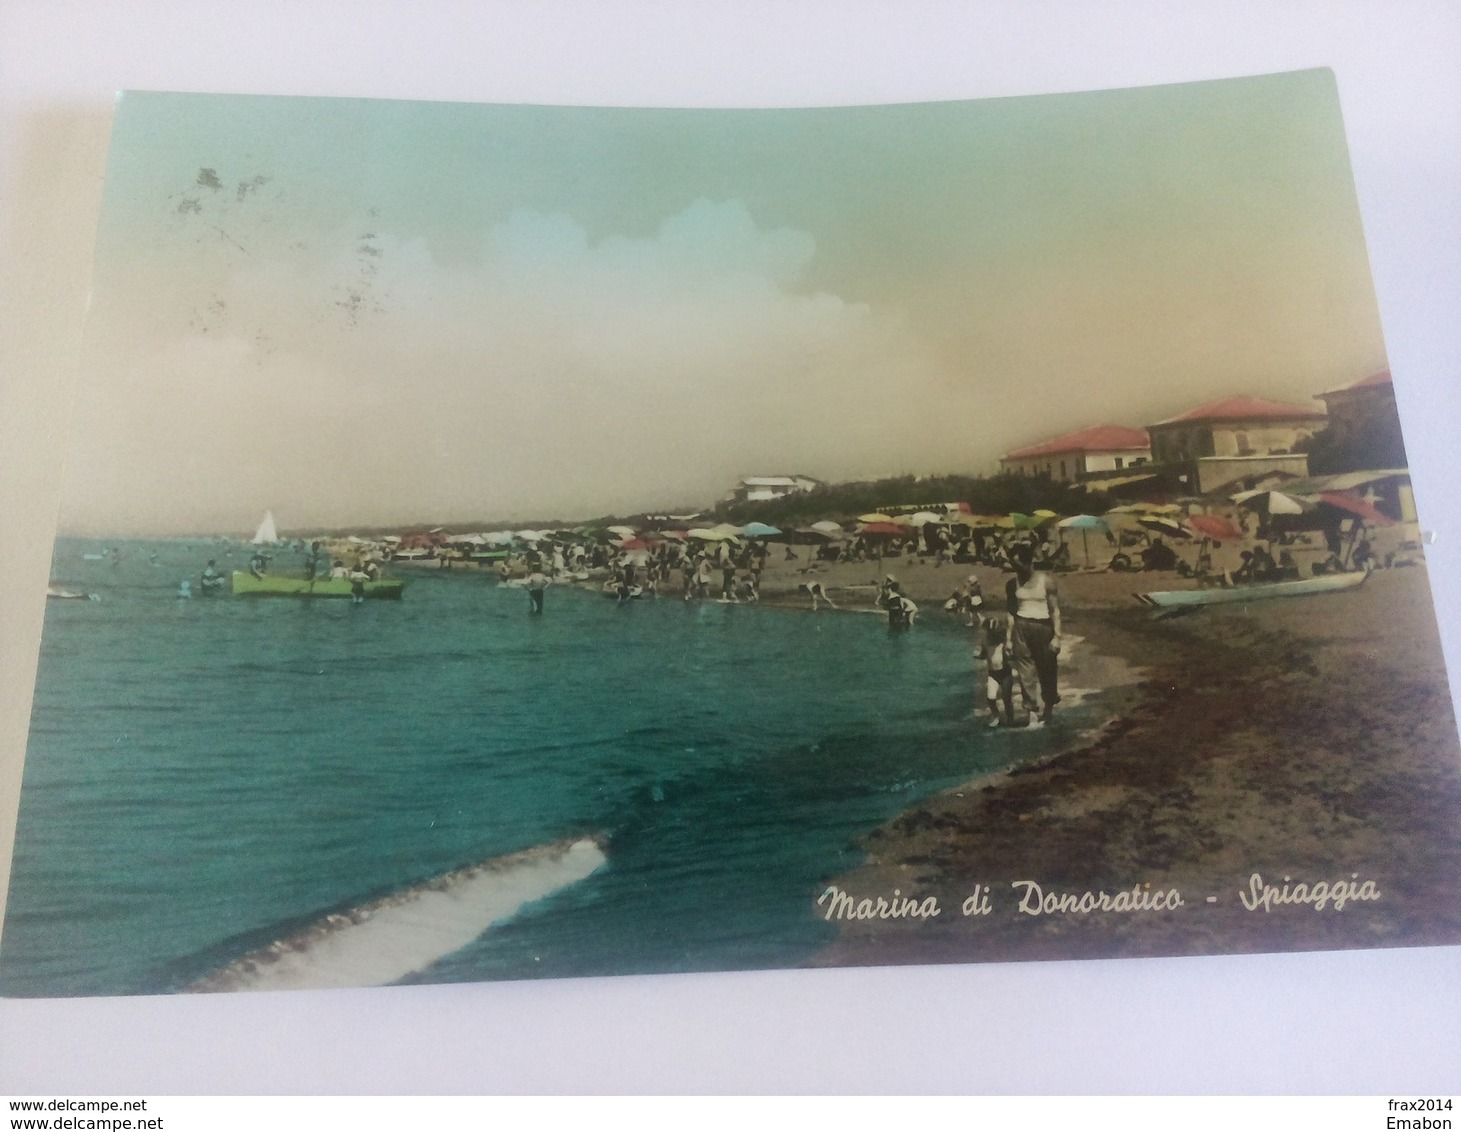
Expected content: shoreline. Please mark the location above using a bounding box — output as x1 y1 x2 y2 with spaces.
802 564 1461 967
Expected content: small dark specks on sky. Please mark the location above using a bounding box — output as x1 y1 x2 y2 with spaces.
329 228 389 326
334 288 367 326
187 294 229 335
252 329 275 360
196 167 223 192
236 174 272 202
207 225 248 254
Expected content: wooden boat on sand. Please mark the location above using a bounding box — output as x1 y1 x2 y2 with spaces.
231 572 405 599
1134 570 1368 609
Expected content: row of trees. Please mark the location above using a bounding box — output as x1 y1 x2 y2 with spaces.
1298 413 1408 477
716 472 1110 528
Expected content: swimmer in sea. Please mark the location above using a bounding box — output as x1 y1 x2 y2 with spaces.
526 570 549 614
800 581 837 610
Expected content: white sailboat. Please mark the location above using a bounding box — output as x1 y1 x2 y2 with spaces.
251 511 280 544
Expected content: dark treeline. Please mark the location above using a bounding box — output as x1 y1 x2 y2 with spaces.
1299 415 1409 477
295 474 1107 540
716 473 1109 527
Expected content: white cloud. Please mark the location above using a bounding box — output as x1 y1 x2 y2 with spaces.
68 199 951 532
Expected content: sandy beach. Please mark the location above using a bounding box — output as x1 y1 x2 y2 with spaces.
750 553 1461 965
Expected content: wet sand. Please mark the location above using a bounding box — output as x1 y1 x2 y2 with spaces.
771 558 1461 965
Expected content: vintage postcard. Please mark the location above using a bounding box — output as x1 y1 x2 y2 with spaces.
4 71 1459 997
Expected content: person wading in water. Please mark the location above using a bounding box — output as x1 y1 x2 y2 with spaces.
1006 542 1062 724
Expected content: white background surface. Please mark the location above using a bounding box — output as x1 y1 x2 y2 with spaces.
1 1 1459 1095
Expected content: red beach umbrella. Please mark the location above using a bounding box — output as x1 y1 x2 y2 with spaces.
1319 491 1394 527
1187 514 1243 541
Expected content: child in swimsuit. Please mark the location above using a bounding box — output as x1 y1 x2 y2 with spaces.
977 616 1014 727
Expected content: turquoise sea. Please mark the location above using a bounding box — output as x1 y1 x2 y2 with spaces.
1 538 1080 996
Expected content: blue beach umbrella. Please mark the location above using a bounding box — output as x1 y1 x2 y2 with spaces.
739 522 782 539
1057 513 1109 567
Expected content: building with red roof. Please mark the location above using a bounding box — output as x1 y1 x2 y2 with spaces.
1312 370 1405 467
1145 394 1327 494
999 424 1150 483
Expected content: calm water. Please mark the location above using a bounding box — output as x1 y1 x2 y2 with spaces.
1 539 1080 996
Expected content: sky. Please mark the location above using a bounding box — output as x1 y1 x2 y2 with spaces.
59 70 1389 535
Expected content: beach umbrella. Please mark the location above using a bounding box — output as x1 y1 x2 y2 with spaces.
908 511 944 525
858 521 908 566
1318 491 1394 527
858 512 895 523
810 520 846 534
687 527 733 541
1137 515 1189 539
1187 514 1243 541
739 521 782 538
1031 509 1059 523
1057 513 1108 567
606 525 638 538
1232 489 1307 516
1106 502 1180 515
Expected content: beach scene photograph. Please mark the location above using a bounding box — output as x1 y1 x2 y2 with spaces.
4 71 1460 998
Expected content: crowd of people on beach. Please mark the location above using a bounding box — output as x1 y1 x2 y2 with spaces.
475 522 1068 728
495 535 775 609
190 488 1410 732
391 517 1075 723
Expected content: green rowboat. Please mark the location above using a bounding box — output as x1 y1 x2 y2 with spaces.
230 572 406 599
